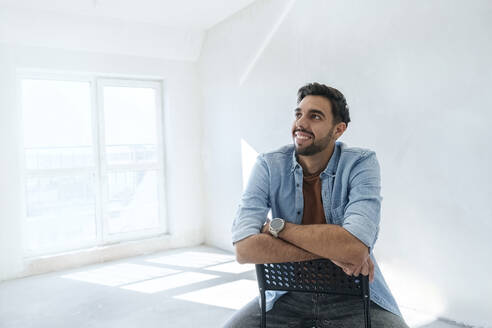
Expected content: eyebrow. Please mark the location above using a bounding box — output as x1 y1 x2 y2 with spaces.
294 107 326 118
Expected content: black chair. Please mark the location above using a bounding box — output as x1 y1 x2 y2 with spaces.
255 259 371 328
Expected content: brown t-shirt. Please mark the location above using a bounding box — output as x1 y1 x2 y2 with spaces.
301 169 326 225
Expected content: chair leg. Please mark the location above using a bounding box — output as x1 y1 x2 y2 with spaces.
362 276 371 328
260 289 266 328
363 295 371 328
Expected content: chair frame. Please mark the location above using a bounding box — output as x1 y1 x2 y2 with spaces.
255 259 371 328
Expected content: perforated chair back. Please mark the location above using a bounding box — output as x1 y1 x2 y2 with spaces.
255 259 371 328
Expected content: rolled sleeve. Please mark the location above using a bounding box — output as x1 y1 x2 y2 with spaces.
341 152 382 252
343 214 379 251
231 154 271 244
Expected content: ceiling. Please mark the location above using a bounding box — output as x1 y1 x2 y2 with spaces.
0 0 258 30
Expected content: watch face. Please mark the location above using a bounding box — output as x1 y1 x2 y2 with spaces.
271 219 283 230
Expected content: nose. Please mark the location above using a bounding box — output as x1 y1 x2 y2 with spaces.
295 115 308 130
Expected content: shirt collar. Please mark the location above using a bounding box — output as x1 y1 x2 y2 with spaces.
291 141 341 177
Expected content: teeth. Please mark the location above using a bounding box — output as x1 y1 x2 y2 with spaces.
295 132 311 139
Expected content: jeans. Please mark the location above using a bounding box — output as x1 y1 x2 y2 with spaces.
223 292 409 328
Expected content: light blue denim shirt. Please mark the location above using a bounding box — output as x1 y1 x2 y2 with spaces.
231 141 402 317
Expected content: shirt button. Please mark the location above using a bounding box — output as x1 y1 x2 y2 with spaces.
297 211 301 215
296 183 300 187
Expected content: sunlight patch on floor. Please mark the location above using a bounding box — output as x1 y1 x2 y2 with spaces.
206 261 255 274
61 263 179 287
146 251 235 268
121 272 219 294
174 279 258 310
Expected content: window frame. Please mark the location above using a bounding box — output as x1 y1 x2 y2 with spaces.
17 71 168 258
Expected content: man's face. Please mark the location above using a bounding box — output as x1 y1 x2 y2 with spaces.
292 95 337 156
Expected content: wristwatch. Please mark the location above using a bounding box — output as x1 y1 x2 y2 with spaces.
269 218 285 238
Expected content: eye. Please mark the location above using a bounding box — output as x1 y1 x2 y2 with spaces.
312 114 321 120
295 112 302 119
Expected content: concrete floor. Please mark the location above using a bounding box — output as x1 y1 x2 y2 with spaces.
0 246 471 328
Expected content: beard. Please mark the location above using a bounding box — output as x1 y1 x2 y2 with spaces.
294 126 335 156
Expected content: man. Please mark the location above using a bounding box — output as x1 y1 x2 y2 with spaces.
224 83 409 327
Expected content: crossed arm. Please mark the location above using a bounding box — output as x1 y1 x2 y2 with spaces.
235 222 374 281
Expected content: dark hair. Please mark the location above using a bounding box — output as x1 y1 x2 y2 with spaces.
297 82 351 126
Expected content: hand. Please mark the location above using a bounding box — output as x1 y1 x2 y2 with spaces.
331 257 374 283
353 257 374 282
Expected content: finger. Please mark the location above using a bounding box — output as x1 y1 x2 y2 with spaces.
332 260 351 273
353 264 362 277
332 259 350 266
361 261 369 277
343 266 353 275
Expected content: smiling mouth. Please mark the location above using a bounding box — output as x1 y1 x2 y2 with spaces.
294 130 313 144
294 130 313 139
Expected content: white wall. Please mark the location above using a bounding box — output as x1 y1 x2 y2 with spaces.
0 43 205 280
198 0 492 326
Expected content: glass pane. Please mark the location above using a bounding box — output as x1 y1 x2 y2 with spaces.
106 170 160 234
103 86 158 165
21 79 93 169
24 174 97 254
25 147 93 170
106 144 157 165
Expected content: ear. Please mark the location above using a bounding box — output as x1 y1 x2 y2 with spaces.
334 122 347 139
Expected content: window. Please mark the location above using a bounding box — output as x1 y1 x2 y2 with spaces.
20 75 166 256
